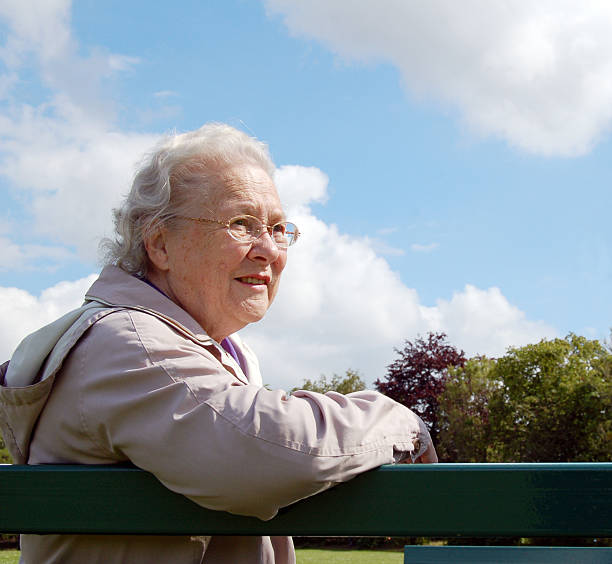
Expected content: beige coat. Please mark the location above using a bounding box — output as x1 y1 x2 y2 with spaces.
0 265 431 564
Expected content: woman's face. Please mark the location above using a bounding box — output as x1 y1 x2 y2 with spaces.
148 164 288 342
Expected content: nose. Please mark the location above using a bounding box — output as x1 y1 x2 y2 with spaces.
247 229 282 263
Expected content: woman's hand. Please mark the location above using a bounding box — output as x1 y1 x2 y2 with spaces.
399 443 439 464
414 444 438 463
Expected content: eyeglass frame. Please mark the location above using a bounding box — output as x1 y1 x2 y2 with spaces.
176 214 300 248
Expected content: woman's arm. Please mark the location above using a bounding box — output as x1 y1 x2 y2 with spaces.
73 310 435 520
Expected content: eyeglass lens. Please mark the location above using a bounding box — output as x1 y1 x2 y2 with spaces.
228 216 297 247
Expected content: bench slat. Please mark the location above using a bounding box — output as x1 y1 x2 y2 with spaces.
404 546 612 563
1 463 611 536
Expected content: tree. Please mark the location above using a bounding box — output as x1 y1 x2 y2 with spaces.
487 334 611 462
0 433 12 464
436 356 498 462
436 334 612 464
375 332 466 444
434 334 611 547
292 369 366 395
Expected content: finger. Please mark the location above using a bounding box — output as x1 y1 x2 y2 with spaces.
416 445 438 464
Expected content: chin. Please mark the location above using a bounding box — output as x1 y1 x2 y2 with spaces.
236 302 269 324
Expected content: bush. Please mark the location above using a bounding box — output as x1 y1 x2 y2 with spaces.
0 433 12 464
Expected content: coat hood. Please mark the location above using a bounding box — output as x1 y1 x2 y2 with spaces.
0 266 238 464
0 301 118 463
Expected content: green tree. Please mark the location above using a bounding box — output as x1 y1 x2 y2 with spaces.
436 335 612 547
292 369 366 395
437 334 612 464
488 334 611 462
437 356 498 462
0 433 12 463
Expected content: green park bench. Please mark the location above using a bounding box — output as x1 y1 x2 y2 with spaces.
1 463 611 562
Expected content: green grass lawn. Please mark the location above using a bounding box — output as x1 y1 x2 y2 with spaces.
296 548 403 563
1 548 405 563
0 550 18 564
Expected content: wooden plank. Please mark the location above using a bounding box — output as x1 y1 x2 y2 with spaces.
1 463 611 536
404 546 612 563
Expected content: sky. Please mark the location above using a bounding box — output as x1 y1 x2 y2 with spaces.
0 0 611 390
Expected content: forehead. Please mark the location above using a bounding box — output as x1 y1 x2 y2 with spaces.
208 164 283 217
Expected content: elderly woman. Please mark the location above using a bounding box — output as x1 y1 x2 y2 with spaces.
0 123 436 564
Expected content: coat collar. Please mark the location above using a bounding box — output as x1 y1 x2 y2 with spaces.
85 265 211 343
84 266 254 385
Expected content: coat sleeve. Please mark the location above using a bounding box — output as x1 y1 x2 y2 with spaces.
75 310 432 520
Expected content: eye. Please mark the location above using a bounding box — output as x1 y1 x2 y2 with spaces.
272 222 292 245
228 216 261 241
228 216 251 235
272 222 287 235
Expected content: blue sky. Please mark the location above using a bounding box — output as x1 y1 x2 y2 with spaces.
1 1 611 388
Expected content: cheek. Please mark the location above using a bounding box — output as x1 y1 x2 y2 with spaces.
269 255 287 296
275 253 288 276
199 241 242 281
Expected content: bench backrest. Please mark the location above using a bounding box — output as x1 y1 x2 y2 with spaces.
1 463 611 537
403 546 612 563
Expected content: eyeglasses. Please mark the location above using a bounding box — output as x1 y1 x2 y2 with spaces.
178 215 300 248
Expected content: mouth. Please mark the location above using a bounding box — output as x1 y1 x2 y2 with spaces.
235 275 269 286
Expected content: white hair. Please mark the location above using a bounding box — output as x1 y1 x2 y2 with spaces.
101 123 275 277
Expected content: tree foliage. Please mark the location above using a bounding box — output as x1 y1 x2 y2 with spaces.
375 332 466 443
292 369 366 395
437 334 612 463
0 433 12 464
437 356 498 463
489 334 611 462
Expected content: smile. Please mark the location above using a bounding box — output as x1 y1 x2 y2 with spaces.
237 276 268 285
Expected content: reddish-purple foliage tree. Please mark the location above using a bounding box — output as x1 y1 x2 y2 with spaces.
375 332 466 444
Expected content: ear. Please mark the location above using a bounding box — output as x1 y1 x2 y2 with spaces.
144 225 171 272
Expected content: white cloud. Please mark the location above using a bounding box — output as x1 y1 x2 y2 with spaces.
0 104 159 259
0 0 72 65
243 166 556 389
266 0 612 156
107 54 140 71
411 242 439 253
0 4 558 390
366 237 405 257
0 236 76 271
274 165 329 215
377 227 399 236
0 1 159 259
0 164 556 388
1 1 118 120
153 90 179 99
0 274 97 360
432 285 556 359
